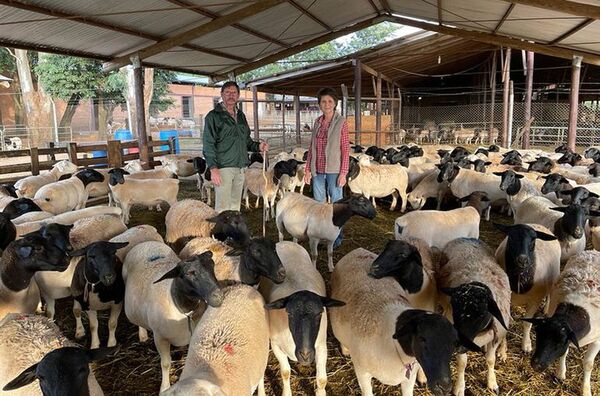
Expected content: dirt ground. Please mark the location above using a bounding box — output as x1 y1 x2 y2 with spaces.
49 179 599 396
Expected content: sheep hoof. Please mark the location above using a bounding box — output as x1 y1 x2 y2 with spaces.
75 329 85 339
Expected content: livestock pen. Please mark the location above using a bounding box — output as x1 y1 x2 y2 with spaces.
43 177 597 396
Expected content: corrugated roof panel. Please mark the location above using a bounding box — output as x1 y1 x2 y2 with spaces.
294 0 376 29
498 5 586 42
442 0 509 31
233 2 311 40
146 46 237 73
561 20 600 46
189 26 281 60
387 0 439 22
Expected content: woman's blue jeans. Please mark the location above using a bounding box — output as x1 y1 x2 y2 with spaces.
311 173 343 247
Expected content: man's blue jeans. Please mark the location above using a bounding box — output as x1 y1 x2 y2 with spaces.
311 173 343 247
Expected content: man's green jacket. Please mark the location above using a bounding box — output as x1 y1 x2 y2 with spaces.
203 104 260 169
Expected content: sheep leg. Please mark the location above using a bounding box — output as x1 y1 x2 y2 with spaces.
327 240 335 272
485 206 491 221
485 341 500 394
416 367 427 386
206 187 212 206
370 196 376 208
556 349 568 381
155 336 173 393
292 238 298 244
270 194 277 220
245 190 250 210
138 326 149 343
276 215 285 242
521 303 539 353
272 343 292 396
257 375 266 396
498 337 508 363
73 300 85 339
87 310 100 349
107 303 122 347
354 364 374 396
315 339 328 396
255 196 261 209
400 365 418 395
341 344 350 356
45 298 55 321
390 192 397 211
582 340 600 396
309 237 319 267
452 352 468 396
399 189 408 213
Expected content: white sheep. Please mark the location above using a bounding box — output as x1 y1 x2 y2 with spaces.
494 223 561 353
394 205 481 250
34 170 104 215
406 170 447 210
123 160 176 179
495 170 544 216
526 250 600 396
276 192 376 272
329 247 461 396
347 157 409 211
437 163 505 202
437 238 511 395
0 185 17 211
157 154 196 177
108 168 179 224
123 241 224 392
165 199 249 252
0 314 105 395
11 211 54 225
243 167 279 219
261 241 344 396
162 285 269 396
15 206 122 237
109 224 164 262
14 160 78 198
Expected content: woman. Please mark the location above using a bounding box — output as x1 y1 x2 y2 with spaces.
304 87 350 247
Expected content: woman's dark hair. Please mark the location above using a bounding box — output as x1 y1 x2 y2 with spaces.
317 87 339 104
221 81 240 94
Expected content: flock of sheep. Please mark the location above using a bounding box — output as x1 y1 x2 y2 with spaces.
0 139 599 396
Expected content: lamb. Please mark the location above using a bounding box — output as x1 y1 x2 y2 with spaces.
122 160 176 180
108 168 179 224
436 161 505 203
0 232 70 320
261 241 345 396
330 247 466 396
243 167 279 219
70 241 128 349
394 195 484 249
515 197 597 263
276 192 376 272
494 223 561 352
0 314 107 395
162 285 269 396
437 238 511 395
14 160 78 198
157 154 196 177
34 169 104 214
526 250 600 396
186 157 213 204
406 170 447 210
165 199 249 252
347 156 409 211
109 224 164 262
34 214 127 321
123 242 224 392
178 237 286 286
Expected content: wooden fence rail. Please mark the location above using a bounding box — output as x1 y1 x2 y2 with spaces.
0 137 176 184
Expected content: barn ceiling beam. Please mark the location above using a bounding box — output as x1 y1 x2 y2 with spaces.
102 0 284 72
0 0 248 63
494 3 515 33
508 0 600 20
385 15 600 66
287 0 332 31
379 0 393 15
165 0 291 48
366 0 380 14
549 18 595 45
437 0 443 25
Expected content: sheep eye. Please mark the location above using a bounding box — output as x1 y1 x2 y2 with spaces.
45 198 51 202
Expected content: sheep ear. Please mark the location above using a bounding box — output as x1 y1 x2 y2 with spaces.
109 242 129 251
485 162 492 166
492 222 512 234
487 298 508 330
590 192 600 198
535 231 558 241
321 297 346 308
205 215 219 223
566 326 580 350
153 266 181 283
516 174 524 179
87 346 119 362
440 287 456 296
224 247 243 257
550 207 567 213
265 296 289 310
186 159 193 163
521 317 545 325
456 332 482 353
458 195 471 202
492 171 504 176
68 248 87 257
3 363 38 390
588 210 600 217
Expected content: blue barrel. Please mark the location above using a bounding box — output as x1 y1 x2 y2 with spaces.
92 150 107 158
114 129 138 154
159 130 180 153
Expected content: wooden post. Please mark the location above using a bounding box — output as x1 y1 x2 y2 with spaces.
376 73 382 146
67 142 79 166
340 84 349 117
294 94 301 145
502 48 512 147
30 147 39 175
508 80 514 147
397 87 402 129
489 51 497 140
131 56 150 169
107 140 123 168
568 55 583 151
523 51 534 148
281 95 286 151
252 86 259 139
48 142 56 162
354 59 362 146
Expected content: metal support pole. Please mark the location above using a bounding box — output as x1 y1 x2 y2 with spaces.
376 73 382 146
523 51 534 148
502 48 511 147
353 59 362 146
281 95 286 151
568 55 583 151
489 51 497 140
131 56 149 168
508 80 514 147
252 86 259 140
294 94 301 145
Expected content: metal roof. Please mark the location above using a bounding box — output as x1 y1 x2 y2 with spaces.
0 0 600 78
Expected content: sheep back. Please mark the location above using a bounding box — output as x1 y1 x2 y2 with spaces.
165 199 217 245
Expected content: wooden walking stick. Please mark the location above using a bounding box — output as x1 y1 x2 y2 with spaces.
261 146 268 237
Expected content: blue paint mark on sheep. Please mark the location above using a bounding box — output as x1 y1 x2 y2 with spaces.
149 254 165 262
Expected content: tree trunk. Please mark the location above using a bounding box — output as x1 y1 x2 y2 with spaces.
15 50 52 147
122 66 154 138
58 93 81 130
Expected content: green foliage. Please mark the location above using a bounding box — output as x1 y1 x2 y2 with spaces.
239 22 400 82
35 54 102 100
150 69 176 116
0 48 16 76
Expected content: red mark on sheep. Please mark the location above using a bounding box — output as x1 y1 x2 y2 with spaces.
224 343 234 355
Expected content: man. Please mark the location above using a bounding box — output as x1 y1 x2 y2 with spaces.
203 81 268 212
